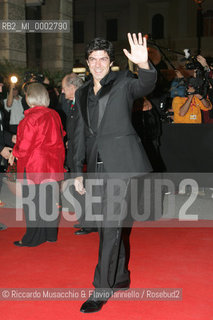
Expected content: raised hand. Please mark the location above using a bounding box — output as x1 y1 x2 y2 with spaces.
196 55 208 68
123 33 149 69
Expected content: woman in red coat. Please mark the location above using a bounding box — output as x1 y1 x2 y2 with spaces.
9 83 65 247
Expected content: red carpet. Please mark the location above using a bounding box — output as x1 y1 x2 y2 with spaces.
0 209 213 320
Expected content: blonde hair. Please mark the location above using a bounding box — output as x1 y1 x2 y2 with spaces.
26 83 50 107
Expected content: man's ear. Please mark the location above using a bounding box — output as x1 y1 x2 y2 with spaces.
86 60 89 67
110 62 113 67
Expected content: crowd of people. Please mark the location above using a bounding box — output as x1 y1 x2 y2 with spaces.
0 35 212 313
133 55 213 123
131 54 213 171
167 55 213 124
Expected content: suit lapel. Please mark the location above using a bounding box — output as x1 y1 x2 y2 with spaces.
79 83 94 134
97 80 114 128
79 75 115 133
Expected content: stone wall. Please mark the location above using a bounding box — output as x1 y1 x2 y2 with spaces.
41 0 73 72
0 0 26 66
0 0 73 72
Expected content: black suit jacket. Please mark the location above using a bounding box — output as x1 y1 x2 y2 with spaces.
59 93 77 171
72 65 157 177
0 111 13 152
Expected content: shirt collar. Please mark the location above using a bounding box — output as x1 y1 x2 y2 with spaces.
100 70 117 86
89 70 117 88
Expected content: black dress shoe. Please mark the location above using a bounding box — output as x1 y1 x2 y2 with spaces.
74 228 97 235
80 299 106 313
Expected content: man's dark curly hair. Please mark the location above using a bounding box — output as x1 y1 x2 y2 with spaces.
85 38 115 62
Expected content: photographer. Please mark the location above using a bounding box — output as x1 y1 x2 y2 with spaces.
132 96 163 171
172 81 212 123
172 61 212 123
196 55 213 123
170 69 186 98
4 82 24 134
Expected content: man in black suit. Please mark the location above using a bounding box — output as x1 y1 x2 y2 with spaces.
72 33 157 313
61 73 98 235
61 73 84 171
0 76 15 229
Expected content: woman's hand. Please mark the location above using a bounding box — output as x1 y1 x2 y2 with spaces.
8 152 15 166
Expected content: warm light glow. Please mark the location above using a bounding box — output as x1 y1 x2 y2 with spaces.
111 66 120 71
10 76 18 84
72 67 86 73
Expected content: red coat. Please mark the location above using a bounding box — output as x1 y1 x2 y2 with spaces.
13 106 65 184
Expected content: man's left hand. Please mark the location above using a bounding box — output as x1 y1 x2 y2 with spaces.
123 33 149 69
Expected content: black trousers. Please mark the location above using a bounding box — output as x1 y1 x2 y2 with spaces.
21 182 60 246
89 168 164 297
89 164 131 295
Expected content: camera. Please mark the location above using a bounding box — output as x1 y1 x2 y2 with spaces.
185 71 209 97
159 93 174 122
23 71 44 84
185 56 203 71
185 57 210 97
22 71 45 94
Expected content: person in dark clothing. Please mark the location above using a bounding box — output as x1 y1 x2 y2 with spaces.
61 73 84 170
132 97 165 171
61 73 97 235
0 110 14 229
0 75 15 229
43 76 59 109
0 75 10 131
72 34 157 313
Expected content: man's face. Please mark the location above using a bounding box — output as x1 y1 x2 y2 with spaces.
62 79 76 100
87 50 112 82
0 83 3 93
